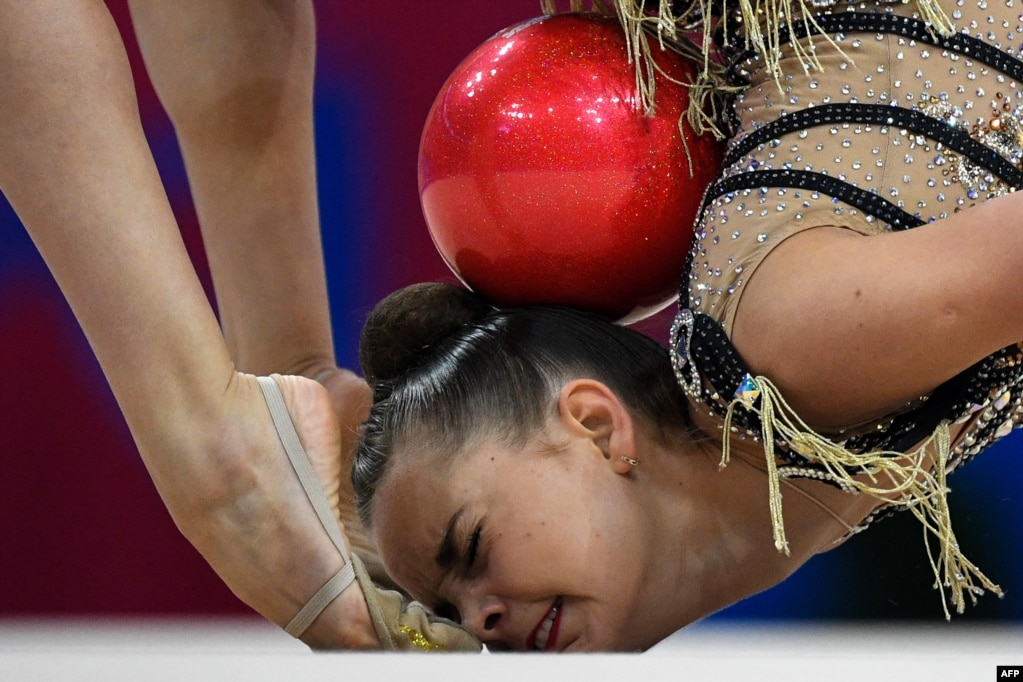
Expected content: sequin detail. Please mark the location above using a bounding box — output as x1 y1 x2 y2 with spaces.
922 95 1023 198
399 625 448 652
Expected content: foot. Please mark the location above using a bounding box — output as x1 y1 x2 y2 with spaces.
261 373 381 649
181 372 380 649
303 367 393 585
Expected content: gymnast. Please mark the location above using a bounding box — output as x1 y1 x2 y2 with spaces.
351 0 1023 650
2 0 1021 654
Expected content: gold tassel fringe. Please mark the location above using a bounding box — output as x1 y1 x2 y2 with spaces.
540 0 956 138
723 375 1003 619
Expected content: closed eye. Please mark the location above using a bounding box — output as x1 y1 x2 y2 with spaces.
465 523 482 569
433 600 461 624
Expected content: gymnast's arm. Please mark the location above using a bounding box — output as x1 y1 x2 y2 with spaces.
729 196 1023 430
125 0 386 584
0 0 378 649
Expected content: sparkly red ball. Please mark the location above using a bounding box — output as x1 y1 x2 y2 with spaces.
418 13 723 323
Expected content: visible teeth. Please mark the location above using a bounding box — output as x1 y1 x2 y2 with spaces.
533 601 560 650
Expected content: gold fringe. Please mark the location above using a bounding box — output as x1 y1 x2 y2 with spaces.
584 0 955 138
724 375 1003 619
541 0 614 15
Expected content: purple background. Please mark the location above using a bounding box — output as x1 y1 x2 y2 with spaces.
0 0 1018 627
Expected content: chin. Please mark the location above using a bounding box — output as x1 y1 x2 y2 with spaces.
566 628 659 654
603 626 676 653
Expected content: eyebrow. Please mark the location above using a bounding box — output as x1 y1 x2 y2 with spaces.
434 506 466 569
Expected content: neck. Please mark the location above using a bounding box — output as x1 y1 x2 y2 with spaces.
638 430 845 632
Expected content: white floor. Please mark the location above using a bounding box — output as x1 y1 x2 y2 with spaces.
1 617 1019 681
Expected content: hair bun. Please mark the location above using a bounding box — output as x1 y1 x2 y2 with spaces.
359 282 493 386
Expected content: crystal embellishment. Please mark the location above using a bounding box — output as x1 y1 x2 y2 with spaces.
735 374 762 410
921 95 1023 200
669 309 703 400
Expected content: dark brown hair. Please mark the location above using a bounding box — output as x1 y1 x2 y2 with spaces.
352 282 692 528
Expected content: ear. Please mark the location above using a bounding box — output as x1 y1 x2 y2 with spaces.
557 379 639 475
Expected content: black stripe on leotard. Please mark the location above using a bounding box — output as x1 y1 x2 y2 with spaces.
701 168 926 230
785 12 1023 84
686 168 922 306
721 103 1023 188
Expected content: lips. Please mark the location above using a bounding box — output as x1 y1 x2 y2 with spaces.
528 596 563 651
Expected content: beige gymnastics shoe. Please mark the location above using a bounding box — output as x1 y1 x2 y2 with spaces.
257 375 482 652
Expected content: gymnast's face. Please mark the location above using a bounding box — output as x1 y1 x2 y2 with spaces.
371 397 671 652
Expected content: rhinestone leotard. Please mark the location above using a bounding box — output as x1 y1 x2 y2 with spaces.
670 0 1023 523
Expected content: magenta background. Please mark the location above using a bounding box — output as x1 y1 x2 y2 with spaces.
0 0 1019 625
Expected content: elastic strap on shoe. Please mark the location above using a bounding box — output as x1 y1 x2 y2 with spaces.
257 375 357 638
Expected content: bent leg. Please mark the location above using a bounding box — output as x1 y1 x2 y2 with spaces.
0 1 378 648
127 0 385 583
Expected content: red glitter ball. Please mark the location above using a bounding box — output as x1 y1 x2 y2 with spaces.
418 13 723 322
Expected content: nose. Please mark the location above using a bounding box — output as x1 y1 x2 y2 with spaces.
458 593 510 644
